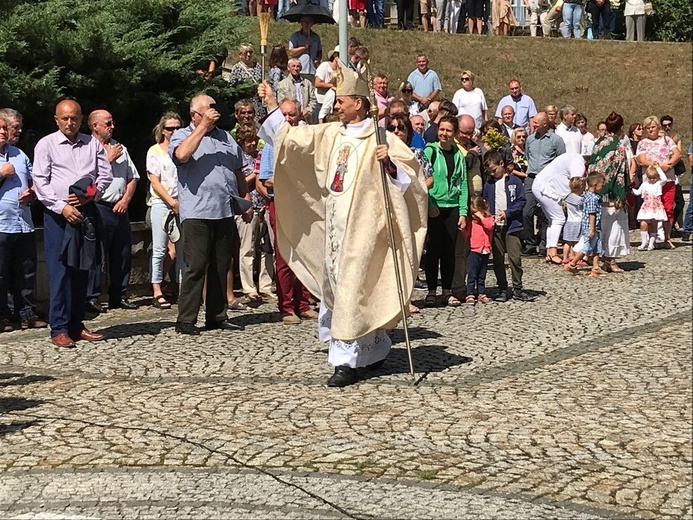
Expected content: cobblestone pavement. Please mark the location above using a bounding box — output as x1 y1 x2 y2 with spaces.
0 239 691 519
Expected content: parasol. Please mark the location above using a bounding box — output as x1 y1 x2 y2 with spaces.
280 0 336 24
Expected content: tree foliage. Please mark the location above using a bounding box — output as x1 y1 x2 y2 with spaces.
0 0 251 218
649 0 693 42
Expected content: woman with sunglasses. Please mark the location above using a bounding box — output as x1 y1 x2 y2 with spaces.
509 127 529 179
423 115 468 307
387 114 433 314
451 71 487 130
147 112 183 310
399 81 417 115
388 114 434 190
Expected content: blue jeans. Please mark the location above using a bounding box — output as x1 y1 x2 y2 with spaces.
466 251 489 297
277 0 292 19
149 202 183 285
562 3 582 38
683 183 693 235
366 0 384 27
44 209 89 337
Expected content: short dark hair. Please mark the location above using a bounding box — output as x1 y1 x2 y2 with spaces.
575 112 587 124
389 113 414 145
438 115 459 135
605 111 624 134
483 150 505 169
660 114 673 125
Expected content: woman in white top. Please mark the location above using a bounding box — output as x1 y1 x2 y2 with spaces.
531 153 586 264
624 0 646 41
147 112 183 309
451 70 487 129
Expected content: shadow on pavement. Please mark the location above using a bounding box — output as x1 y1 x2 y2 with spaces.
618 261 646 272
359 344 473 382
96 321 177 339
0 373 55 388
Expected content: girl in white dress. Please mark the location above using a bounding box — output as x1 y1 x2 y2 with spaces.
633 165 668 251
561 176 585 263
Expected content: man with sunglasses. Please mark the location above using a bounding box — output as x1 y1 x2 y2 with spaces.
33 98 113 348
85 110 140 314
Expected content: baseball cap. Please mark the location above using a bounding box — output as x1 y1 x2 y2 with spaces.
162 211 180 243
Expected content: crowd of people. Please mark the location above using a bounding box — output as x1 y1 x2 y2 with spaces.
244 0 653 40
0 31 689 383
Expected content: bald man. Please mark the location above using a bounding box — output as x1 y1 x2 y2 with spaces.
33 99 113 348
85 110 140 313
169 94 252 335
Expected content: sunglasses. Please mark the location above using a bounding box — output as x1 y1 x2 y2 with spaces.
461 77 471 82
401 89 413 93
387 124 406 132
662 122 672 127
164 126 181 132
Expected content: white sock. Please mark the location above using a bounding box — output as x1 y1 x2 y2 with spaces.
640 230 649 245
648 233 656 247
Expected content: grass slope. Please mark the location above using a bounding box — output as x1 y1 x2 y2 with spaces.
246 23 692 145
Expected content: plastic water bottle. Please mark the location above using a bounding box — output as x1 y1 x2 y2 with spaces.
587 27 594 40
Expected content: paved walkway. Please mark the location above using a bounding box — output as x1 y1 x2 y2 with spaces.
0 241 691 519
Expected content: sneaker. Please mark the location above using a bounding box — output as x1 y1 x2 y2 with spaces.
281 312 301 325
637 243 648 251
647 244 655 251
494 290 509 303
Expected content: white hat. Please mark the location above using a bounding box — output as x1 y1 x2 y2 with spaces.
162 211 180 243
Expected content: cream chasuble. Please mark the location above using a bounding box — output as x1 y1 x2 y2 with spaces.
259 109 428 359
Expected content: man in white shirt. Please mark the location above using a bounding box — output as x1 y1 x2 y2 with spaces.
554 105 582 155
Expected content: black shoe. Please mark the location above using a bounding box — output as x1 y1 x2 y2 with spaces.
682 233 691 242
514 290 532 302
86 299 105 313
494 290 509 303
365 359 386 371
0 319 13 333
110 299 137 310
205 320 244 331
521 247 537 256
327 366 359 387
175 322 199 335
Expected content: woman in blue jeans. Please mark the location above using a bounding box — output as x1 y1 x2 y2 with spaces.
562 0 582 37
146 112 184 309
683 142 693 241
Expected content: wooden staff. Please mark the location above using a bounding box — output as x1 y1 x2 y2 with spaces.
259 13 271 83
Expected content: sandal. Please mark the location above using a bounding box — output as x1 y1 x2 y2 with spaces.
424 294 437 307
152 295 171 310
408 303 421 314
546 255 563 265
590 268 607 277
444 294 461 307
465 295 476 305
228 300 252 312
609 261 625 273
664 240 676 250
477 294 490 304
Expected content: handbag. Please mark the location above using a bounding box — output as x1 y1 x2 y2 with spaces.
673 159 686 176
644 2 653 15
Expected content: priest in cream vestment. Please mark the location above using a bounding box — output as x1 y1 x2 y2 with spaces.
258 63 428 387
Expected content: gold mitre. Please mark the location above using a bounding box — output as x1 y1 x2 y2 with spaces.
334 59 370 98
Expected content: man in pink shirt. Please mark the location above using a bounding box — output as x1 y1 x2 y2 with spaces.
373 74 394 128
33 98 112 348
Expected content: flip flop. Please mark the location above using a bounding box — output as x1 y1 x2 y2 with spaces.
228 300 252 312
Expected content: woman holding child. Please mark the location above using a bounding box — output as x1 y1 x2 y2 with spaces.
587 112 631 272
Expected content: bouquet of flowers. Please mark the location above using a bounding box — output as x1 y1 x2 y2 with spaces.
482 128 509 151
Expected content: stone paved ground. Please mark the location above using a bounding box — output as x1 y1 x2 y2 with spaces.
0 239 691 520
